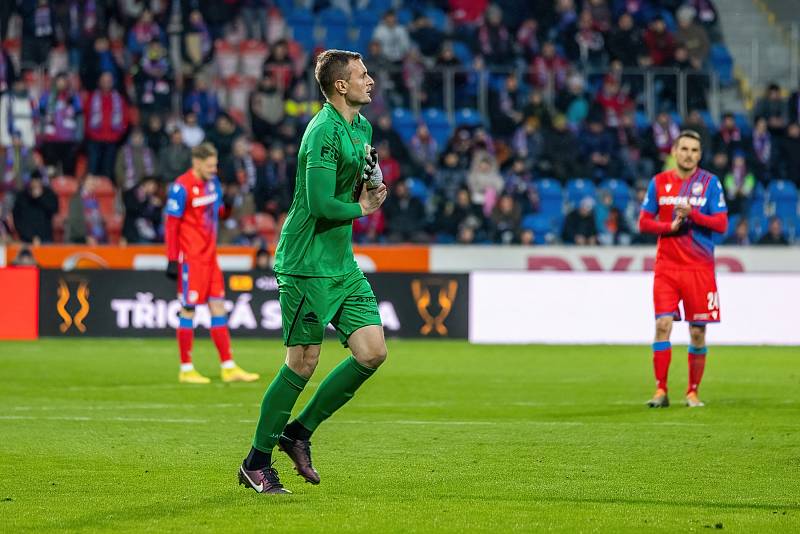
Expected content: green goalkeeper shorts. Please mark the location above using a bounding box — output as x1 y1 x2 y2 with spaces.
277 269 382 347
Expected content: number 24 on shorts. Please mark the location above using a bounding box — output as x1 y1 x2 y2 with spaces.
707 291 720 310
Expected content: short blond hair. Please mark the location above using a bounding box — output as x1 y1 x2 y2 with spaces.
191 142 218 160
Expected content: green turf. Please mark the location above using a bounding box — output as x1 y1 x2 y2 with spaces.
0 339 798 532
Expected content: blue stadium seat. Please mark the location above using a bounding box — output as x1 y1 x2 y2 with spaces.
720 213 741 244
710 44 734 86
406 177 430 202
749 213 769 242
521 214 555 244
424 7 448 31
396 8 414 25
733 112 752 137
368 0 393 12
392 107 418 142
535 178 563 200
767 180 799 219
428 124 452 148
635 110 650 132
699 110 717 133
287 9 316 49
566 178 596 207
454 108 483 127
600 178 632 210
451 41 473 65
422 107 449 128
353 10 380 29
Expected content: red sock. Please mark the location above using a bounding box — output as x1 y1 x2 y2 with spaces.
652 341 671 391
177 327 194 365
687 348 707 394
210 325 233 363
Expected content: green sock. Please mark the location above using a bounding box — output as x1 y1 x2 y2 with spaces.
252 364 308 451
296 355 376 433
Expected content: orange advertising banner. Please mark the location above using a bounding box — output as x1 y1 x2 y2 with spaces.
4 244 430 273
0 267 39 339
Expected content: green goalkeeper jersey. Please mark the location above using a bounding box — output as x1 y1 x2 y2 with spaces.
273 103 373 277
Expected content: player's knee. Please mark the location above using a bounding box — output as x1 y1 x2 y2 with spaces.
655 317 672 339
357 343 387 369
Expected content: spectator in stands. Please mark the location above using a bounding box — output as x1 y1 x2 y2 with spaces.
778 122 800 184
627 179 657 244
255 143 291 216
713 112 744 157
708 150 729 180
376 142 401 188
724 217 750 245
0 48 17 94
241 0 269 42
409 12 444 58
682 110 712 155
39 73 83 176
595 75 632 128
512 117 544 169
205 113 242 163
254 245 271 271
675 5 710 66
115 128 157 191
80 37 125 92
749 117 774 182
562 196 598 245
503 159 538 214
555 72 589 127
284 81 322 124
478 4 513 67
0 1 15 44
184 76 220 129
489 73 525 138
85 72 130 179
643 16 675 66
425 41 463 109
373 9 411 64
516 18 540 61
586 0 612 31
579 117 615 179
757 216 789 245
222 136 263 193
122 175 162 243
663 45 708 110
410 123 439 169
218 182 258 245
373 113 412 174
12 171 57 244
249 71 286 146
144 114 169 154
435 186 486 242
179 111 205 148
20 0 56 68
540 114 581 181
3 132 42 195
182 10 214 77
568 10 606 68
353 210 386 244
0 78 37 150
530 41 569 90
433 151 468 204
58 0 105 70
159 126 192 183
467 152 503 207
261 39 294 92
595 189 631 245
197 0 235 41
521 89 551 129
383 179 428 243
644 111 680 170
606 13 643 67
134 40 172 120
490 193 521 244
754 83 788 134
127 9 165 58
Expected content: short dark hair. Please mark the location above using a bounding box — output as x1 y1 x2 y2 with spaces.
191 142 218 160
675 129 702 147
315 49 362 98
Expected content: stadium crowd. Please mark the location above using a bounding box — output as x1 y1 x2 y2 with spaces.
0 0 798 247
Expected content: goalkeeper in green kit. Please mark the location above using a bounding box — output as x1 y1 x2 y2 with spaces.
238 50 389 494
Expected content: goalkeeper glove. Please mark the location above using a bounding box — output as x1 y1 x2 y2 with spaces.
166 260 179 280
362 145 383 190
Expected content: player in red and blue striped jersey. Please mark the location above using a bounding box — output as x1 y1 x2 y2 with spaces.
638 130 728 408
165 142 259 384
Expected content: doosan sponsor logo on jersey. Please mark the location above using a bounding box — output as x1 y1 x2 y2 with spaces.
191 193 218 207
658 195 707 207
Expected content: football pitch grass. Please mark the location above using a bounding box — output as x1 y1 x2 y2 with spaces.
0 339 798 532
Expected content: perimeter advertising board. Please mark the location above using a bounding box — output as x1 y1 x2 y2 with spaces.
38 270 468 339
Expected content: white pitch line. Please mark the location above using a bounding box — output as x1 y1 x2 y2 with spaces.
0 415 207 424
